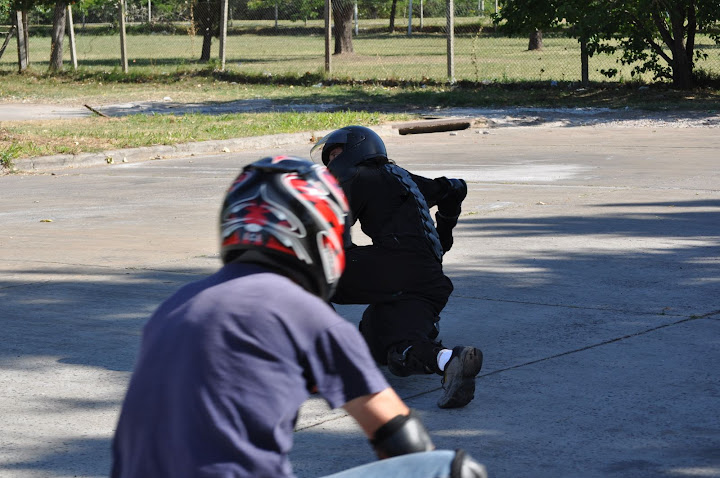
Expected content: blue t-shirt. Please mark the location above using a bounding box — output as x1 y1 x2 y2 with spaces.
111 262 389 478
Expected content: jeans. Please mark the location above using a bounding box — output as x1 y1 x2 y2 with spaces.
321 450 455 478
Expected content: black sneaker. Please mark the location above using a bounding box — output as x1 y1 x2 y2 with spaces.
437 346 483 409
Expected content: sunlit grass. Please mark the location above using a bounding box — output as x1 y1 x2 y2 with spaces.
4 25 717 83
0 110 412 161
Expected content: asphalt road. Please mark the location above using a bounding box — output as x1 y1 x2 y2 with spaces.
1 120 719 478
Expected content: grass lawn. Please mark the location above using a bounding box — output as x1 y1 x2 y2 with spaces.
0 106 412 167
1 23 719 170
4 21 719 83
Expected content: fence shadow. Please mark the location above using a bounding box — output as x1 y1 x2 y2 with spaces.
0 265 209 371
447 199 720 314
0 265 211 477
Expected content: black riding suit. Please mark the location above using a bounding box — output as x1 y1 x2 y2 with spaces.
331 159 456 376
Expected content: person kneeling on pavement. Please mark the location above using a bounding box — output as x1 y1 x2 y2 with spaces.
110 155 487 478
310 126 483 409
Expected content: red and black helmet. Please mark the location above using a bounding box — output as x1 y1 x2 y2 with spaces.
220 155 349 300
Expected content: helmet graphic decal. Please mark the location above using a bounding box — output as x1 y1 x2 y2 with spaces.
283 167 346 284
221 184 311 264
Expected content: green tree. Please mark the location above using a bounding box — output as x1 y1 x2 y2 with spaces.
285 0 321 23
388 0 397 31
1 0 12 20
3 0 73 70
248 0 354 54
601 0 720 88
332 0 353 53
193 0 219 62
495 0 720 89
4 0 35 70
246 0 322 23
48 0 67 69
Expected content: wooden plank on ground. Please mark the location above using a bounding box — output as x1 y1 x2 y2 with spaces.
393 117 486 135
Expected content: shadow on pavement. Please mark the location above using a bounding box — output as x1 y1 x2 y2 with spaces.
1 199 719 477
0 266 209 371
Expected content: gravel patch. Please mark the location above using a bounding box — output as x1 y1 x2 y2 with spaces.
1 101 718 129
418 106 720 129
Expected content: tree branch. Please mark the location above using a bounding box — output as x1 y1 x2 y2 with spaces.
624 8 672 64
648 4 675 63
650 0 675 45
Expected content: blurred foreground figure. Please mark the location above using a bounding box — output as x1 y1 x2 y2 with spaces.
311 126 483 409
111 155 486 478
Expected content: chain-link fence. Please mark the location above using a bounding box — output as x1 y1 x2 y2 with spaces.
2 0 719 85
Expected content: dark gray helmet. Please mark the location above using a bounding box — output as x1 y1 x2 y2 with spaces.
310 125 388 183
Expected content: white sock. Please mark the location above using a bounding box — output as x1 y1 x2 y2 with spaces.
436 349 454 372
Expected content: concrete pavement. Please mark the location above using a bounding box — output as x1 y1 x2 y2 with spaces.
1 121 719 477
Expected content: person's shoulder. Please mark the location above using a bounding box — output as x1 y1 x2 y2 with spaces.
355 160 389 179
248 271 333 312
269 283 345 334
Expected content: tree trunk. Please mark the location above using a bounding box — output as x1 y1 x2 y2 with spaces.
669 9 694 89
333 0 354 54
528 28 542 51
50 0 67 70
201 32 212 62
196 1 215 62
671 43 693 89
389 0 398 32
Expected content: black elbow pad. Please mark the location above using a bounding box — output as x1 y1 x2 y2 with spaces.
369 411 435 459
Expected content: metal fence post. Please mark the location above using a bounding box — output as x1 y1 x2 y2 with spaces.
67 5 77 70
22 10 28 63
447 0 455 82
219 0 228 71
325 0 332 74
119 0 128 73
354 1 358 36
14 11 27 71
408 0 413 36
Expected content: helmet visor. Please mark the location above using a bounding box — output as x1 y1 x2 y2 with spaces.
310 129 354 165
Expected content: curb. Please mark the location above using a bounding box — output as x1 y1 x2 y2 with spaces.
10 131 321 173
7 119 477 173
